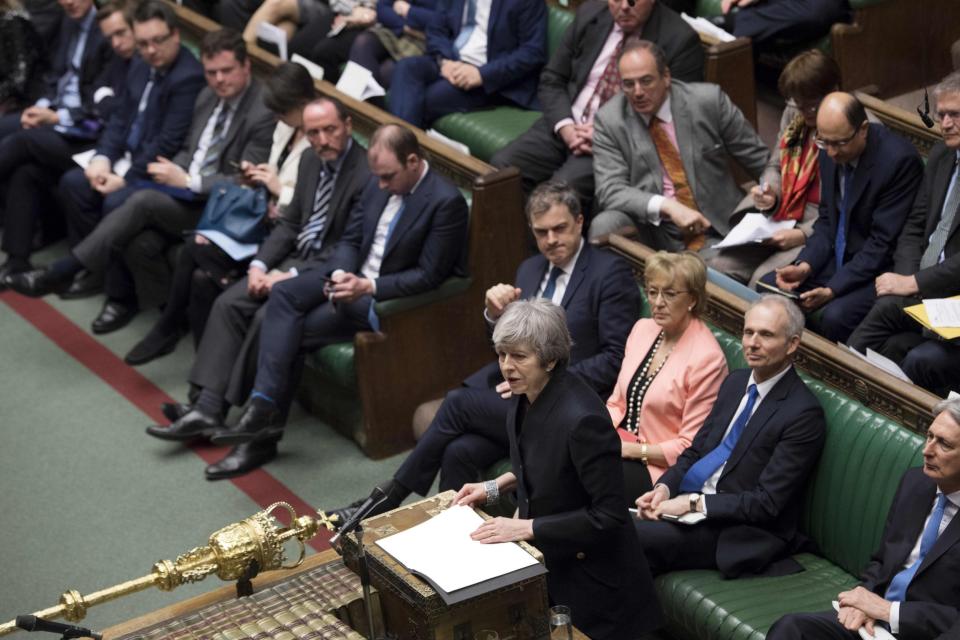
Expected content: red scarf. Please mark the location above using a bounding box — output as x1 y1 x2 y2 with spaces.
773 114 820 222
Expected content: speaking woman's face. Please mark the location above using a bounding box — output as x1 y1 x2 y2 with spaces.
497 343 552 403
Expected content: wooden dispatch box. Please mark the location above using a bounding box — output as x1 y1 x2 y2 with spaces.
338 491 550 640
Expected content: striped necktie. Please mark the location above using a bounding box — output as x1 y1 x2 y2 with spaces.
199 101 231 177
125 69 157 151
296 164 336 258
920 157 960 269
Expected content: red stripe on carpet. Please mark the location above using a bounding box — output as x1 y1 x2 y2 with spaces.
1 290 331 551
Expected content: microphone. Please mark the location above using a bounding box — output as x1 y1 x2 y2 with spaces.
329 486 387 545
15 616 102 639
918 87 935 128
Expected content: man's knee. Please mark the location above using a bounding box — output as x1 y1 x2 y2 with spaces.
588 210 637 240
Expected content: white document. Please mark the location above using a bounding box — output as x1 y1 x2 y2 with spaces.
336 61 386 101
291 53 324 81
831 602 895 640
426 128 472 157
841 343 913 383
923 298 960 328
681 12 736 43
72 148 96 169
256 22 288 60
375 505 539 594
712 213 797 249
194 230 259 261
72 150 132 178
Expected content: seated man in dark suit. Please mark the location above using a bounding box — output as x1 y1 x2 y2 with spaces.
388 0 547 128
710 0 849 50
491 0 703 209
191 124 468 478
145 96 371 470
589 39 769 249
848 73 960 396
635 295 826 578
0 0 135 286
9 28 275 336
762 92 924 343
0 0 112 140
767 397 960 640
328 180 641 524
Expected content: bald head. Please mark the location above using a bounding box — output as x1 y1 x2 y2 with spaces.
815 92 869 165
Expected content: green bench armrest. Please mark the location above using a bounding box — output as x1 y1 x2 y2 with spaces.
373 276 473 317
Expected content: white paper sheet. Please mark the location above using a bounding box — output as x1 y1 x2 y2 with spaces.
426 128 472 156
923 298 960 328
375 505 539 594
841 343 913 383
336 61 386 101
831 602 895 640
712 213 797 249
194 230 259 261
291 53 324 81
681 12 736 42
72 148 96 169
256 22 288 61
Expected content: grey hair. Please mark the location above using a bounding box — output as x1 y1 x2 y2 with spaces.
933 397 960 424
933 71 960 104
748 294 805 339
492 298 572 369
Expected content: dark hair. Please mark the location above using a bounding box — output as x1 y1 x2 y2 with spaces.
618 38 668 76
370 123 421 162
132 0 178 30
263 62 316 115
96 0 133 24
841 94 868 129
201 28 247 64
777 49 840 103
526 180 582 222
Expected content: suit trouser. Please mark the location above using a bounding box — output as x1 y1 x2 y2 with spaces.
765 611 860 640
733 0 849 45
0 113 21 140
489 116 595 210
58 166 138 246
389 56 510 129
253 269 371 402
0 128 92 260
633 519 723 576
71 188 204 302
218 0 261 30
394 386 511 496
588 210 688 250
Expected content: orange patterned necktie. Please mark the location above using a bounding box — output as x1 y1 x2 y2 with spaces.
648 116 704 249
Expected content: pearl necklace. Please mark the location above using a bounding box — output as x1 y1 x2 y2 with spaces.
624 331 672 435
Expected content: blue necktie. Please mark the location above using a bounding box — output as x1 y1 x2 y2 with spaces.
125 70 157 152
884 493 948 602
367 198 406 332
453 0 477 52
679 384 759 492
835 165 854 271
541 266 562 302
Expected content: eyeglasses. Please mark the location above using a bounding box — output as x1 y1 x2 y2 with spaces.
621 76 659 92
786 99 820 116
645 287 689 303
936 110 960 123
813 128 860 150
135 31 174 51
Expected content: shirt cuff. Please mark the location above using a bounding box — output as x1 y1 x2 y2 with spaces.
91 154 112 169
646 195 664 226
553 117 575 135
35 98 51 109
288 267 299 277
188 173 202 192
369 278 377 295
654 482 671 499
483 307 497 325
55 107 73 127
249 260 268 273
889 602 899 634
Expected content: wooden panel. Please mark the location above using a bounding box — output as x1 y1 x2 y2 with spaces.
702 35 756 128
856 91 941 158
605 234 940 435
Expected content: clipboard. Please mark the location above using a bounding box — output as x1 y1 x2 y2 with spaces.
904 295 960 340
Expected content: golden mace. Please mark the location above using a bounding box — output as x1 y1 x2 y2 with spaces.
0 502 323 637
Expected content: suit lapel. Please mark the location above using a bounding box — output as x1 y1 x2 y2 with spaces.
578 11 614 91
671 89 698 197
630 106 663 188
487 0 504 39
298 155 323 225
519 256 549 299
559 243 589 308
384 170 431 257
721 369 794 477
912 493 960 581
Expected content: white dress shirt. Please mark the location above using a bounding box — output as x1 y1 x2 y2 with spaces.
458 0 491 67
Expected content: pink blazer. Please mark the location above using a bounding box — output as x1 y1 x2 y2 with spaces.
606 317 728 482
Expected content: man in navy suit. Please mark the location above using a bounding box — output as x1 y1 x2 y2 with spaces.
327 180 641 524
53 0 205 253
761 92 923 343
635 295 826 578
197 124 470 477
767 398 960 640
388 0 547 128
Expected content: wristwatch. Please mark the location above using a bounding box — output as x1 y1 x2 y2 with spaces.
689 493 701 513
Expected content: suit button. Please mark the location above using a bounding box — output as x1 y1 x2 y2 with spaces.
576 552 586 560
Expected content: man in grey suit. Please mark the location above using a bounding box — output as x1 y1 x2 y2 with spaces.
9 29 276 334
490 0 703 209
589 39 769 250
146 96 371 480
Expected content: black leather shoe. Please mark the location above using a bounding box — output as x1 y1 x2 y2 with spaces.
59 269 104 300
326 490 401 530
124 325 181 365
210 400 284 446
205 441 278 480
0 261 30 291
6 268 73 297
161 402 192 423
92 300 138 334
146 408 223 441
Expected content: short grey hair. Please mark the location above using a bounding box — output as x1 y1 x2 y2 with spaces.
748 294 805 339
933 397 960 424
492 299 572 369
933 71 960 104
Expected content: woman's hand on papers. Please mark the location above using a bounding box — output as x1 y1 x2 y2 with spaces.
470 517 534 544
